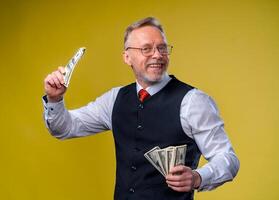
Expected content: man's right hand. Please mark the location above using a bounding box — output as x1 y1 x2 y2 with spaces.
44 66 67 102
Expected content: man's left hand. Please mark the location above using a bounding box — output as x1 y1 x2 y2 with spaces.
166 165 201 192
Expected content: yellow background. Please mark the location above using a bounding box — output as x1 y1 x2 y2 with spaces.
1 0 278 199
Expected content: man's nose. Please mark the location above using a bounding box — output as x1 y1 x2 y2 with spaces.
152 47 163 58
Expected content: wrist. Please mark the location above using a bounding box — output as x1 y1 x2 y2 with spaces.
47 95 63 103
192 171 202 189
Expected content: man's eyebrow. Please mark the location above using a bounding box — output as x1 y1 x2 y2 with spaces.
140 43 167 47
140 43 153 47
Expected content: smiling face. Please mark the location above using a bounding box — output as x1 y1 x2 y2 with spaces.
123 26 170 88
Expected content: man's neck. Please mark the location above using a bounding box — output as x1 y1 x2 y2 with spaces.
136 73 171 96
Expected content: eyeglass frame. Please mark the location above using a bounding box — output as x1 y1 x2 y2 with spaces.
125 44 173 56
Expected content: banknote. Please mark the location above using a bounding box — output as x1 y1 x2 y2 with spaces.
166 146 175 173
144 144 187 177
157 149 167 175
63 47 86 87
174 144 187 166
144 146 166 176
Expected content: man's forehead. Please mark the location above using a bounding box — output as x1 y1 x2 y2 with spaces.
127 26 167 45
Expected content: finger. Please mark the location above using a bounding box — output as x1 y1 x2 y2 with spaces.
166 173 186 181
166 180 191 187
45 74 56 87
166 171 193 182
51 72 63 88
166 173 193 182
167 166 192 180
169 165 189 174
168 185 192 192
53 70 65 84
58 66 66 75
47 78 56 87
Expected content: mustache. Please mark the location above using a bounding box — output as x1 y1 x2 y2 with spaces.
146 60 166 65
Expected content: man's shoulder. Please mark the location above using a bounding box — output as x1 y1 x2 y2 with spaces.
97 83 135 101
117 82 136 93
171 76 195 90
166 76 196 96
102 86 123 97
169 76 215 103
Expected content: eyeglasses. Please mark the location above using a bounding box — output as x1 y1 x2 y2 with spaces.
125 45 173 57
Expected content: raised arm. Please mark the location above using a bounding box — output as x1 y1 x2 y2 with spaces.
43 66 121 139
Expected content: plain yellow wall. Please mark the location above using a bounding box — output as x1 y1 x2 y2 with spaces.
1 0 278 199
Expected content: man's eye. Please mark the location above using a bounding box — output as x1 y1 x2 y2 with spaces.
158 46 167 52
142 47 152 52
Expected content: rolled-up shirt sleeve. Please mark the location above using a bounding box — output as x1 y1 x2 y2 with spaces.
180 89 240 191
42 87 121 139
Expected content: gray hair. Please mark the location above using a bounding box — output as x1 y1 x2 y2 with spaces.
124 17 165 49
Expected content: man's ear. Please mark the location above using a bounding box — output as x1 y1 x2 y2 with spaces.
123 51 132 66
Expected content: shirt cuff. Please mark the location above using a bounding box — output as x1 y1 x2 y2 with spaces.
194 166 213 191
42 95 65 114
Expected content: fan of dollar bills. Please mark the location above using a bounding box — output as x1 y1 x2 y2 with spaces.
144 144 187 176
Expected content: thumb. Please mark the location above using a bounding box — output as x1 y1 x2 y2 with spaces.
169 165 190 174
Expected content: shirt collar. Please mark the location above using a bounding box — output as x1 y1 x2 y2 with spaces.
136 73 172 96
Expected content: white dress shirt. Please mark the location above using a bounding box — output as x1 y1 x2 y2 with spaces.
43 73 239 191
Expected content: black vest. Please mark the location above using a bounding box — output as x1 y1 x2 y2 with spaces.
111 76 201 200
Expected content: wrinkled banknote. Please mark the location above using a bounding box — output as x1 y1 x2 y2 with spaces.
174 144 187 166
144 146 166 176
63 47 86 87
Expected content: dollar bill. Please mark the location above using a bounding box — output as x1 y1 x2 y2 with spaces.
174 144 187 166
63 47 86 87
144 146 165 176
166 146 175 173
157 149 167 176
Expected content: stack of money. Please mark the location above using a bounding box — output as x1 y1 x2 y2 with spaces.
144 144 187 176
63 47 86 87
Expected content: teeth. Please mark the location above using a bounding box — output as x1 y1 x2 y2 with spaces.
149 64 162 67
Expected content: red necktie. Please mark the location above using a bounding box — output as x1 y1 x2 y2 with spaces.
138 89 150 102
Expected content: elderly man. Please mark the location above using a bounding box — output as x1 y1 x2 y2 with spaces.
43 17 239 200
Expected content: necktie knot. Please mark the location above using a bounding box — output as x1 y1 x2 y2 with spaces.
138 89 150 102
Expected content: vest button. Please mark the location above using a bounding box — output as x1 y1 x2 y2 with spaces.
131 165 137 171
129 188 135 193
138 104 144 109
137 125 143 130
